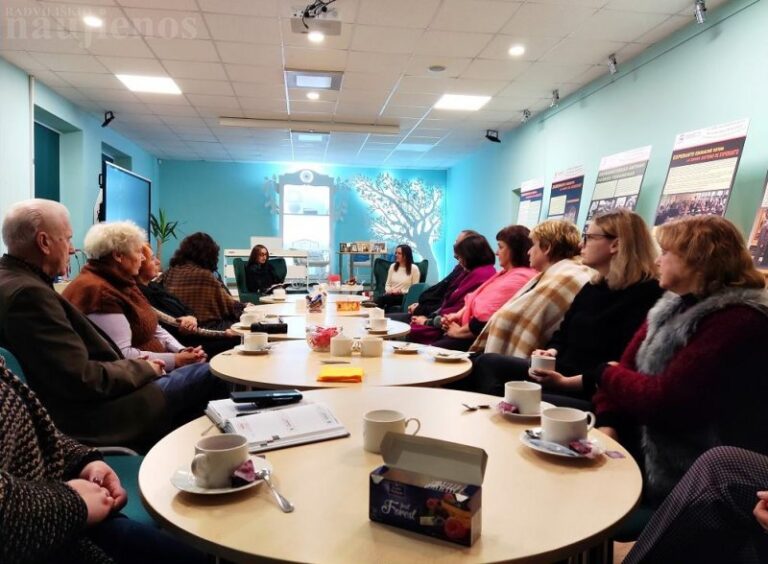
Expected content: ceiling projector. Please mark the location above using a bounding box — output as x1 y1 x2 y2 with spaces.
291 1 341 36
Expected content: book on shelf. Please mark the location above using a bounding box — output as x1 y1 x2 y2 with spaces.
205 399 349 453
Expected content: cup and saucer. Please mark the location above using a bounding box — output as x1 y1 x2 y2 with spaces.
497 400 555 420
234 344 272 355
519 407 601 459
171 454 271 495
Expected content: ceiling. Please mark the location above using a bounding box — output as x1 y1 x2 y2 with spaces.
0 0 728 168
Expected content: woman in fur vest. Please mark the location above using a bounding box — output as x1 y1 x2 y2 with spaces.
592 215 768 505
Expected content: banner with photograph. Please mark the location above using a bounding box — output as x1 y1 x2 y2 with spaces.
587 146 652 220
747 172 768 269
547 166 585 223
516 178 544 228
654 119 749 226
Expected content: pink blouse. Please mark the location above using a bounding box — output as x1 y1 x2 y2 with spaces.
461 266 538 325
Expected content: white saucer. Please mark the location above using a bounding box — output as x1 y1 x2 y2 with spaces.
170 455 272 494
366 327 389 334
519 430 601 459
234 344 271 355
427 350 470 362
497 400 555 420
270 296 286 301
391 344 419 354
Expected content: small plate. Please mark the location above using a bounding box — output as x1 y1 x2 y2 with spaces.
497 400 555 420
392 343 419 354
365 327 389 334
270 296 287 301
427 348 470 362
234 344 271 355
170 455 272 494
519 429 601 459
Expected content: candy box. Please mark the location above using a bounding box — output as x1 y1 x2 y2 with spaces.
369 433 487 547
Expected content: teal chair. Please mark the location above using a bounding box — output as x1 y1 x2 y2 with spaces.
373 259 429 299
415 259 428 283
233 257 288 304
402 283 428 312
0 347 157 528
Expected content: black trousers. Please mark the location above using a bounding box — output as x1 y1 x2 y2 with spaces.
626 446 768 564
375 293 404 313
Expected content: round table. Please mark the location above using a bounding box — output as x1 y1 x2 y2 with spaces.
246 302 368 317
231 315 410 341
139 387 642 564
210 340 471 389
258 293 366 304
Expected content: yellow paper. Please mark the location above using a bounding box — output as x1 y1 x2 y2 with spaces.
317 365 364 382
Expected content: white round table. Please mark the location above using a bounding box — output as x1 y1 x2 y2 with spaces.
231 315 410 341
257 293 366 304
246 301 368 317
210 340 471 389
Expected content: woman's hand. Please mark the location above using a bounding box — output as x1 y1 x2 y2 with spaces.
407 303 418 314
528 369 581 392
79 461 127 511
175 346 207 366
754 492 768 531
445 322 470 339
177 316 198 333
411 315 428 326
532 348 557 358
66 479 114 526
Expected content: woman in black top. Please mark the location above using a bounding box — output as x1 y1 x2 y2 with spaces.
471 208 663 402
245 244 281 294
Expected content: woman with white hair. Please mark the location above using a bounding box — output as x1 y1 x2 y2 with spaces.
62 221 207 370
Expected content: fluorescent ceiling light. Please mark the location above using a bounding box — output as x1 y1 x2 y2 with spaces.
434 94 491 111
508 44 525 57
396 143 433 152
308 31 325 43
296 75 332 89
306 91 320 100
116 74 182 94
220 117 399 135
83 15 103 28
296 133 326 142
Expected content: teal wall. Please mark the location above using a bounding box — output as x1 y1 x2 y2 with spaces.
446 0 764 268
34 123 60 202
158 161 447 282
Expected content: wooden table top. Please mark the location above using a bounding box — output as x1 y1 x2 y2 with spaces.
210 340 471 389
231 315 410 341
139 387 642 564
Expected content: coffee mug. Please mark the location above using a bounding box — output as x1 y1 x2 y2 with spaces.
243 332 268 350
240 312 263 326
504 381 542 414
330 333 353 356
273 288 287 298
530 354 556 372
360 336 384 357
541 407 595 445
191 433 249 488
370 318 388 331
368 308 385 320
363 409 421 454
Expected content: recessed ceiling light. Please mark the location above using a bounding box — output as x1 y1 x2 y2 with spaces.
428 65 447 74
308 31 325 43
434 94 491 111
396 143 433 152
508 44 525 57
306 91 320 100
83 15 103 28
296 75 332 89
116 74 182 95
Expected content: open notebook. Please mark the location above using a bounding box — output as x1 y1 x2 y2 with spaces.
205 399 349 453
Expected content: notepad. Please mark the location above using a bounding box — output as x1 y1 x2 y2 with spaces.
317 365 364 383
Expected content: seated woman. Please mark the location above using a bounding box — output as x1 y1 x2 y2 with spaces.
434 225 537 351
408 233 496 344
0 360 207 564
161 232 247 327
245 244 283 294
137 244 240 358
471 208 662 401
592 215 768 505
375 245 420 312
469 219 592 357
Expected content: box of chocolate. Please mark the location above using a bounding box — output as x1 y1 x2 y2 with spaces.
369 433 487 547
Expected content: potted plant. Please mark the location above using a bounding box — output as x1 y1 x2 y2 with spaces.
149 209 179 264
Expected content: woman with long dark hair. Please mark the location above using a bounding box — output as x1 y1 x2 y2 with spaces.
375 244 420 312
245 244 281 294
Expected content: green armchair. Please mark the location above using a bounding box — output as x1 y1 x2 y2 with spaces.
233 257 288 304
372 259 429 299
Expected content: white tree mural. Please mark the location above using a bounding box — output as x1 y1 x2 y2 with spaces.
352 173 443 274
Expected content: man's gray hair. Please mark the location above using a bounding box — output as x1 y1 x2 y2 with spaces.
2 199 70 254
83 221 147 259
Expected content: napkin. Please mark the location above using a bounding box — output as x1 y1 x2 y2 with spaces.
317 365 364 383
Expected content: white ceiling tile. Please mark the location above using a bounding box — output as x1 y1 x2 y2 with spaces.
140 95 197 108
0 51 48 71
46 0 116 5
404 55 471 78
83 35 155 57
164 60 228 80
356 0 440 28
232 82 284 98
96 55 165 74
122 9 208 39
540 38 627 64
614 42 650 64
0 34 88 54
203 14 280 44
513 61 593 85
606 0 692 14
484 95 543 112
334 100 384 114
78 87 139 102
186 93 240 107
31 70 72 88
145 38 219 61
341 71 400 91
381 106 430 119
501 3 597 37
225 64 284 84
198 106 248 117
572 9 669 42
336 89 388 105
289 100 336 113
416 31 494 58
460 58 530 80
175 78 234 95
49 86 91 102
117 0 197 9
346 51 409 74
284 47 347 71
431 0 521 33
237 97 288 112
287 88 337 102
350 26 422 54
56 70 124 88
530 0 608 6
387 91 441 107
29 52 108 73
215 41 283 66
478 35 562 61
47 5 137 35
286 111 334 121
634 15 691 45
199 0 279 17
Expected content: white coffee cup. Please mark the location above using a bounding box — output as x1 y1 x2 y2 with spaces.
191 433 249 489
370 317 388 332
360 336 384 357
530 354 556 372
243 332 268 350
240 312 263 326
541 407 596 445
330 333 353 356
504 381 542 415
369 308 385 320
363 409 421 454
273 288 287 299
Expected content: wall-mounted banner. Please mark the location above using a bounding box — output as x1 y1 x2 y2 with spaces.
516 178 544 228
547 165 585 223
587 145 652 220
747 172 768 269
654 118 749 226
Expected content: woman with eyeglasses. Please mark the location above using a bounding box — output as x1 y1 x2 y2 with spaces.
245 244 282 294
470 209 662 404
